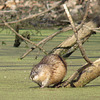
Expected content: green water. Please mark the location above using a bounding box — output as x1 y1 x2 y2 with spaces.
0 29 100 100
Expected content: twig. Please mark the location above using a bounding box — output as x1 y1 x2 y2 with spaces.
77 0 90 31
0 10 18 13
2 20 48 56
63 4 92 64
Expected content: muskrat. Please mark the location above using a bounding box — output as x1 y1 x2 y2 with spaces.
30 54 67 88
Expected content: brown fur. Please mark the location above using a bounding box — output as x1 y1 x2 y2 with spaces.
30 54 67 88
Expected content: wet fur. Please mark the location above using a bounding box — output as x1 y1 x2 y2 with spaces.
30 54 67 88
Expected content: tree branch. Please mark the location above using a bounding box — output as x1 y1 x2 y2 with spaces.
20 26 72 59
2 20 48 56
77 0 90 31
63 3 92 64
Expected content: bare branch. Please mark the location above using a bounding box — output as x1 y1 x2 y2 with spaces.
77 0 90 31
0 10 17 13
20 26 72 59
2 20 48 56
63 3 92 64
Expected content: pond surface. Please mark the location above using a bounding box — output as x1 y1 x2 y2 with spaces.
0 29 100 100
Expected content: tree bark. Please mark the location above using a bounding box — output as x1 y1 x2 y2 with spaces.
65 58 100 87
51 16 100 57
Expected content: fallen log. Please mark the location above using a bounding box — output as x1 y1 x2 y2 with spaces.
65 58 100 87
51 16 100 57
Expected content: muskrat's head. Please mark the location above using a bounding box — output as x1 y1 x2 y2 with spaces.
30 64 46 80
30 65 39 80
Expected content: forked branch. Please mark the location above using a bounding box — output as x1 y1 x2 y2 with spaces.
63 3 92 64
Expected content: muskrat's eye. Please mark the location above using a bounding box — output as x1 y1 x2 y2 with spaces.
32 71 38 76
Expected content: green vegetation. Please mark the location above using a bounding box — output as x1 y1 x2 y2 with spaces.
0 29 100 100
